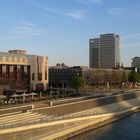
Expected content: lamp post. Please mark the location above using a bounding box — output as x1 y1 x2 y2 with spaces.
50 85 52 98
40 91 42 99
56 84 59 97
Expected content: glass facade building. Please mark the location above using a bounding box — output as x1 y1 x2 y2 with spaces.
89 33 120 69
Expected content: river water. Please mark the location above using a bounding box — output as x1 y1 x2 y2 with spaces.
72 112 140 140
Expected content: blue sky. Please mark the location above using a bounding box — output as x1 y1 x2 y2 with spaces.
0 0 140 66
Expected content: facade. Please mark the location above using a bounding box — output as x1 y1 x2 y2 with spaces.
89 33 120 69
89 38 100 68
132 57 140 68
49 64 127 89
49 64 88 88
0 50 48 94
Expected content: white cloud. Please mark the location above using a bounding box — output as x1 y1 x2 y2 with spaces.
77 0 103 4
62 10 86 20
11 26 42 36
108 7 126 16
0 21 44 41
25 0 86 20
44 7 86 20
8 21 43 36
17 21 36 27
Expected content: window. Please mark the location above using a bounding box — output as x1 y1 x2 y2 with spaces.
0 65 2 77
45 66 47 80
32 73 35 81
38 72 42 81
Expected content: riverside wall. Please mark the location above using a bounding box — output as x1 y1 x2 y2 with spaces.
0 105 140 140
54 107 140 140
33 91 140 116
0 92 140 140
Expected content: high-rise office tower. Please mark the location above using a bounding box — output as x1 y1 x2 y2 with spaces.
89 38 100 68
89 33 120 69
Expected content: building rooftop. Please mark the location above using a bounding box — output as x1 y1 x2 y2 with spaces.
8 50 27 55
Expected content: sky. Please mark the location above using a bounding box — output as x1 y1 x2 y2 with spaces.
0 0 140 67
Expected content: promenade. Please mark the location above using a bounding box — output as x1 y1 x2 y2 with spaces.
0 90 140 140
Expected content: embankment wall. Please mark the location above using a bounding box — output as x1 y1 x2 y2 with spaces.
33 92 140 116
55 107 140 140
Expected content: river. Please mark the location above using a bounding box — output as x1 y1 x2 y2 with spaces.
72 112 140 140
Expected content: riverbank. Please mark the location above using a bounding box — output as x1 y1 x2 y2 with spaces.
0 106 140 140
41 106 140 140
72 113 140 140
0 91 140 140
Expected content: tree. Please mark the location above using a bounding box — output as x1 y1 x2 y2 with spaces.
71 76 85 94
136 72 140 83
128 71 137 83
128 71 140 83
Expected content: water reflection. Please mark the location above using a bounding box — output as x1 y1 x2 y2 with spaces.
72 112 140 140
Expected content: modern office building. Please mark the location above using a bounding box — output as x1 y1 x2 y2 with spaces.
89 33 120 69
132 57 140 68
89 38 100 68
0 50 48 94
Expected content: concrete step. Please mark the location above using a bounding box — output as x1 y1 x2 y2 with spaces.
0 112 34 120
0 113 41 124
0 115 47 129
0 114 45 125
0 111 22 118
